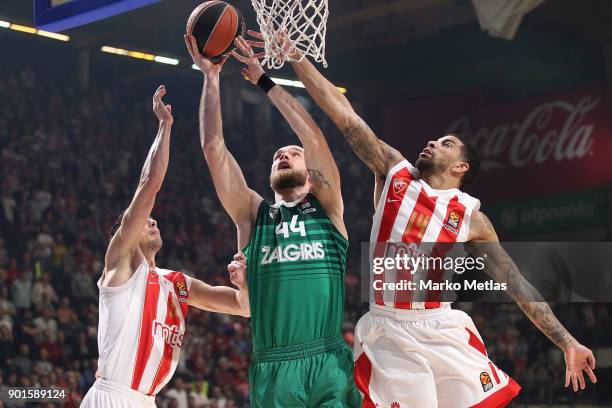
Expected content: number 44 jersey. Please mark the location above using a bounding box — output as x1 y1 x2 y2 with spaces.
243 194 348 349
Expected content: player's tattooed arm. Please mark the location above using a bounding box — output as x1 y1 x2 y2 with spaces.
307 169 331 190
342 117 405 178
467 211 597 391
242 30 403 177
286 53 403 177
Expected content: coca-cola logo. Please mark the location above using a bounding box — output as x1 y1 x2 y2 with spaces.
446 96 599 170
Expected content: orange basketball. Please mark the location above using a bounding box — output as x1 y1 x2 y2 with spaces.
186 1 245 61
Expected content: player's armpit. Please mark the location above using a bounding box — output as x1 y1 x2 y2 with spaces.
187 279 250 317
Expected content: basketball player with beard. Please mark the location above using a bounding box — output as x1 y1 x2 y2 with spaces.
81 86 250 408
243 32 597 407
185 35 361 407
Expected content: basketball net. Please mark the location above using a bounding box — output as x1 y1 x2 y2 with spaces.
251 0 329 69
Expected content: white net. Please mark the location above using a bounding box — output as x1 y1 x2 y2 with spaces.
251 0 329 69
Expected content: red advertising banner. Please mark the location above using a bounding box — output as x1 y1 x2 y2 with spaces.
383 86 612 201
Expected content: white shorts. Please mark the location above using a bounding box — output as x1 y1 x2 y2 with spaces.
81 379 157 408
354 304 521 408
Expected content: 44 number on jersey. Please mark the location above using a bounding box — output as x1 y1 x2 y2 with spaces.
275 215 306 238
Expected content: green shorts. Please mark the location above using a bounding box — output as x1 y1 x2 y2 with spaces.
249 336 362 408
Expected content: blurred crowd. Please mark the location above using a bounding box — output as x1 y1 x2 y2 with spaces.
0 66 610 407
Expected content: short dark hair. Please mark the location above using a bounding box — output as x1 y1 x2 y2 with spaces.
110 210 126 239
449 133 480 187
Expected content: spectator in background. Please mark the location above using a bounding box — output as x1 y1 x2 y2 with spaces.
33 348 53 376
56 296 72 325
13 344 32 377
71 266 97 302
11 270 32 312
164 378 189 408
32 307 58 343
0 324 15 363
31 273 58 312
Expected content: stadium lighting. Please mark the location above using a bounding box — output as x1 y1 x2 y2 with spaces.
271 77 347 94
102 45 179 66
191 64 347 94
37 30 70 41
3 21 70 41
154 56 179 65
9 24 38 34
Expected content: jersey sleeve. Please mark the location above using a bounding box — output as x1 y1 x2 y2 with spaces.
183 273 193 291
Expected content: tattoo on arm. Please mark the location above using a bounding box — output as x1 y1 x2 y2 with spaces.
342 123 378 167
472 211 575 350
505 263 575 349
308 169 331 190
342 118 401 176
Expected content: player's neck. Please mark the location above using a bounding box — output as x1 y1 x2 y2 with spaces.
420 171 460 191
141 248 157 270
274 185 309 204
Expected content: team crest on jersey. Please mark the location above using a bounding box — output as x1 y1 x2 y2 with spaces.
443 211 461 235
480 372 493 392
175 280 187 297
447 211 460 228
301 198 311 209
392 178 408 195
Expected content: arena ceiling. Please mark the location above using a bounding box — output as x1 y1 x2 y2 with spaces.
2 0 612 96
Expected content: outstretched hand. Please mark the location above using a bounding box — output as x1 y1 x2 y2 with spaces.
244 30 303 61
184 34 229 76
564 340 597 391
231 36 265 84
153 85 173 124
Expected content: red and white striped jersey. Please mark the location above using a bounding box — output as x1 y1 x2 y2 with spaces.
96 260 191 396
370 160 480 310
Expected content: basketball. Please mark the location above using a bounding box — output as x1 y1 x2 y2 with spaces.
186 1 245 61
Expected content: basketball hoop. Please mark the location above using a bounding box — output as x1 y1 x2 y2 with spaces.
250 0 329 69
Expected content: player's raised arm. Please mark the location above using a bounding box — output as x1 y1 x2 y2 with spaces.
466 211 597 392
231 37 346 237
245 31 403 178
103 86 173 286
185 35 262 247
188 252 250 317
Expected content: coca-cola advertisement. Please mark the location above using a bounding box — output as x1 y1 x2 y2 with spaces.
383 86 612 201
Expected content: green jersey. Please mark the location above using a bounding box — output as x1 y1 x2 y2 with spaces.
244 193 348 350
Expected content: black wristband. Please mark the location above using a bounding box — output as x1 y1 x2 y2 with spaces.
257 74 276 94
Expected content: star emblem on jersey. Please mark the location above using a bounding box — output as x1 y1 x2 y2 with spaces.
480 372 493 392
392 178 408 195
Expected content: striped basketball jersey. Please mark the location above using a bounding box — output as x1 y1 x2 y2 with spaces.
244 194 347 349
96 260 191 396
370 159 480 310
